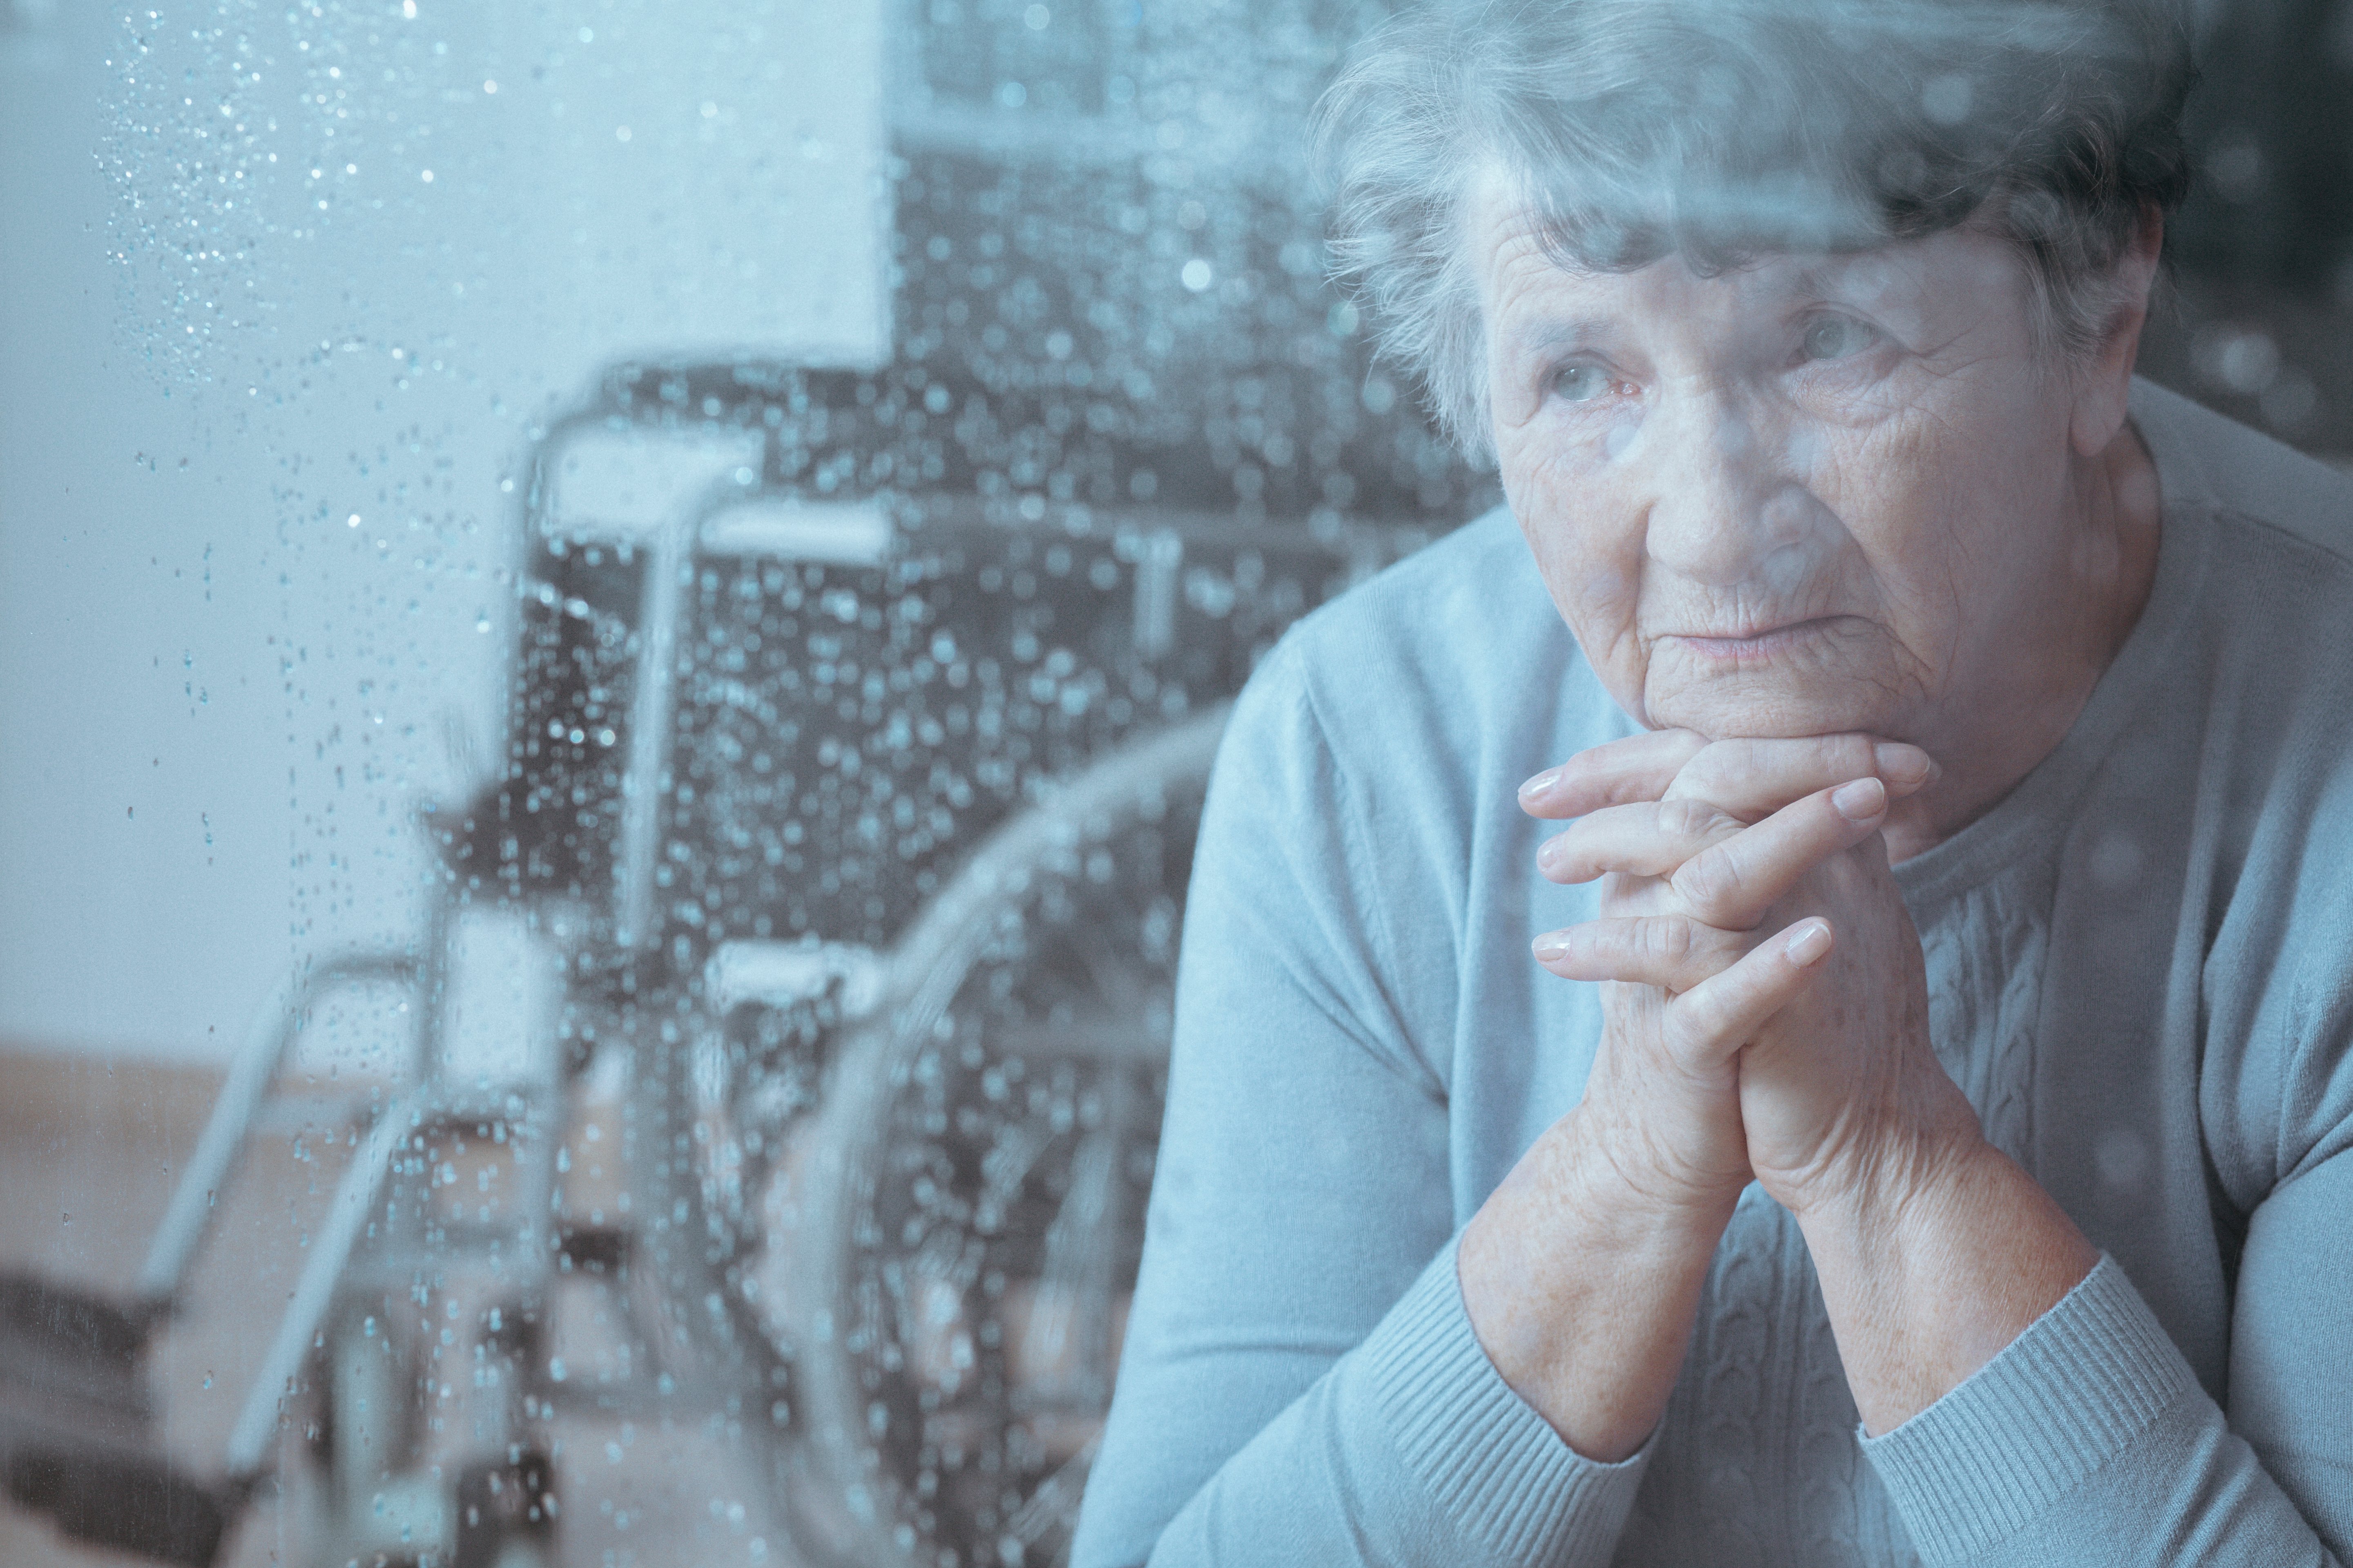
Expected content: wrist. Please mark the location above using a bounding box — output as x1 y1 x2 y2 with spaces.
1764 1071 1989 1227
1789 1133 2099 1434
1778 1134 1986 1235
1460 1109 1742 1461
1559 1104 1750 1238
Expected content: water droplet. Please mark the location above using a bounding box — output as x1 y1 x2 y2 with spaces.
2097 1128 2152 1189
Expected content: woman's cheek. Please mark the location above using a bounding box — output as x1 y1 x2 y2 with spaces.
1501 416 1609 522
1564 567 1643 684
1510 481 1645 690
1830 410 1990 566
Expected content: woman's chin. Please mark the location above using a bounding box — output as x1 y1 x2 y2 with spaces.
1643 673 1907 744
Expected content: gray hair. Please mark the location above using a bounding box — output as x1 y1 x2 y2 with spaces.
1314 0 2196 453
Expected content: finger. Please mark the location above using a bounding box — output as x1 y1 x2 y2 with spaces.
1518 728 1708 820
1668 777 1889 929
1659 735 1936 821
1532 913 1748 993
1668 918 1835 1063
1537 795 1744 884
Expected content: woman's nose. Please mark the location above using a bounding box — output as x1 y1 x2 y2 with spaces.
1634 393 1820 588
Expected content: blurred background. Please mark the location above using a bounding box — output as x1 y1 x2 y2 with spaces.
2 1 2348 1565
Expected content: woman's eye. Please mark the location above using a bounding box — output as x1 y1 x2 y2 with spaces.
1551 363 1614 403
1801 315 1880 363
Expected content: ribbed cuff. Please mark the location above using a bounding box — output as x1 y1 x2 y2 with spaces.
1357 1235 1653 1568
1859 1254 2203 1565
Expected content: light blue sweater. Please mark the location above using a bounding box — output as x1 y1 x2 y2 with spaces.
1070 381 2353 1567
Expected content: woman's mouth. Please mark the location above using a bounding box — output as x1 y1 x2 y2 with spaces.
1666 616 1846 665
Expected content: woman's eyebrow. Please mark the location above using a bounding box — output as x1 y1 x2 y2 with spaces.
1505 318 1615 360
1786 258 1913 311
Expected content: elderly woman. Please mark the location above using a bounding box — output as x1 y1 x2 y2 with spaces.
1070 0 2353 1564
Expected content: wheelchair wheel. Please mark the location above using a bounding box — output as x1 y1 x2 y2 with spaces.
750 708 1224 1567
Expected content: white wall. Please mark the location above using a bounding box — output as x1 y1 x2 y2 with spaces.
0 0 885 1065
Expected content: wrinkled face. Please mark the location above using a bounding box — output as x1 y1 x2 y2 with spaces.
1478 189 2094 743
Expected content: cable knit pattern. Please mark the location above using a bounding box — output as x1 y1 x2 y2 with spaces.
1607 849 2056 1567
1916 865 2056 1167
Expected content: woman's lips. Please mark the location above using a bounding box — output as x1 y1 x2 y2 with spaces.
1666 616 1844 665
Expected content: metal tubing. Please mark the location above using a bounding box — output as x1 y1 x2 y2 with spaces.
613 514 687 951
408 889 454 1091
134 953 421 1313
223 1093 418 1480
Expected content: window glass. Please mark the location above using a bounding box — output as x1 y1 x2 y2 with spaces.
2 2 2346 1566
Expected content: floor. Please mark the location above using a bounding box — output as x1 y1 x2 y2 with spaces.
0 1050 798 1568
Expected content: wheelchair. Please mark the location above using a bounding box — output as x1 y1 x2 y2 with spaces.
0 346 1485 1568
477 356 1479 1568
3 2 1488 1559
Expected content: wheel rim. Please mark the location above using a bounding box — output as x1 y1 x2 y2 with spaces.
701 708 1227 1567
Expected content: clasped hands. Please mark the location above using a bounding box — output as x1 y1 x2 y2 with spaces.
1460 729 2092 1456
1519 728 1984 1223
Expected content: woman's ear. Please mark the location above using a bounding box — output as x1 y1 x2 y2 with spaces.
2070 204 2165 459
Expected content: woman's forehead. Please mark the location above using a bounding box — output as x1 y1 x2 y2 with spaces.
1474 187 2023 339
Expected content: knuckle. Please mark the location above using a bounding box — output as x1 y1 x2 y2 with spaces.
1597 869 1646 911
1638 916 1695 966
1668 985 1734 1048
1554 751 1605 795
1662 744 1723 801
1721 737 1771 781
1659 796 1726 841
1543 829 1590 882
1660 726 1710 756
1820 733 1876 779
1672 848 1747 917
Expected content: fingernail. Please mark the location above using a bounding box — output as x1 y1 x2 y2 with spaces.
1532 930 1571 961
1519 767 1561 801
1784 920 1832 967
1831 777 1886 821
1871 744 1932 786
1536 835 1563 873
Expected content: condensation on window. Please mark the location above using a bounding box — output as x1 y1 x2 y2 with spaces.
3 1 2344 1566
4 2 1483 1565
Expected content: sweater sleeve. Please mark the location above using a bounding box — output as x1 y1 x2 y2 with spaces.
1857 858 2353 1568
1859 1190 2353 1566
1068 642 1653 1568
